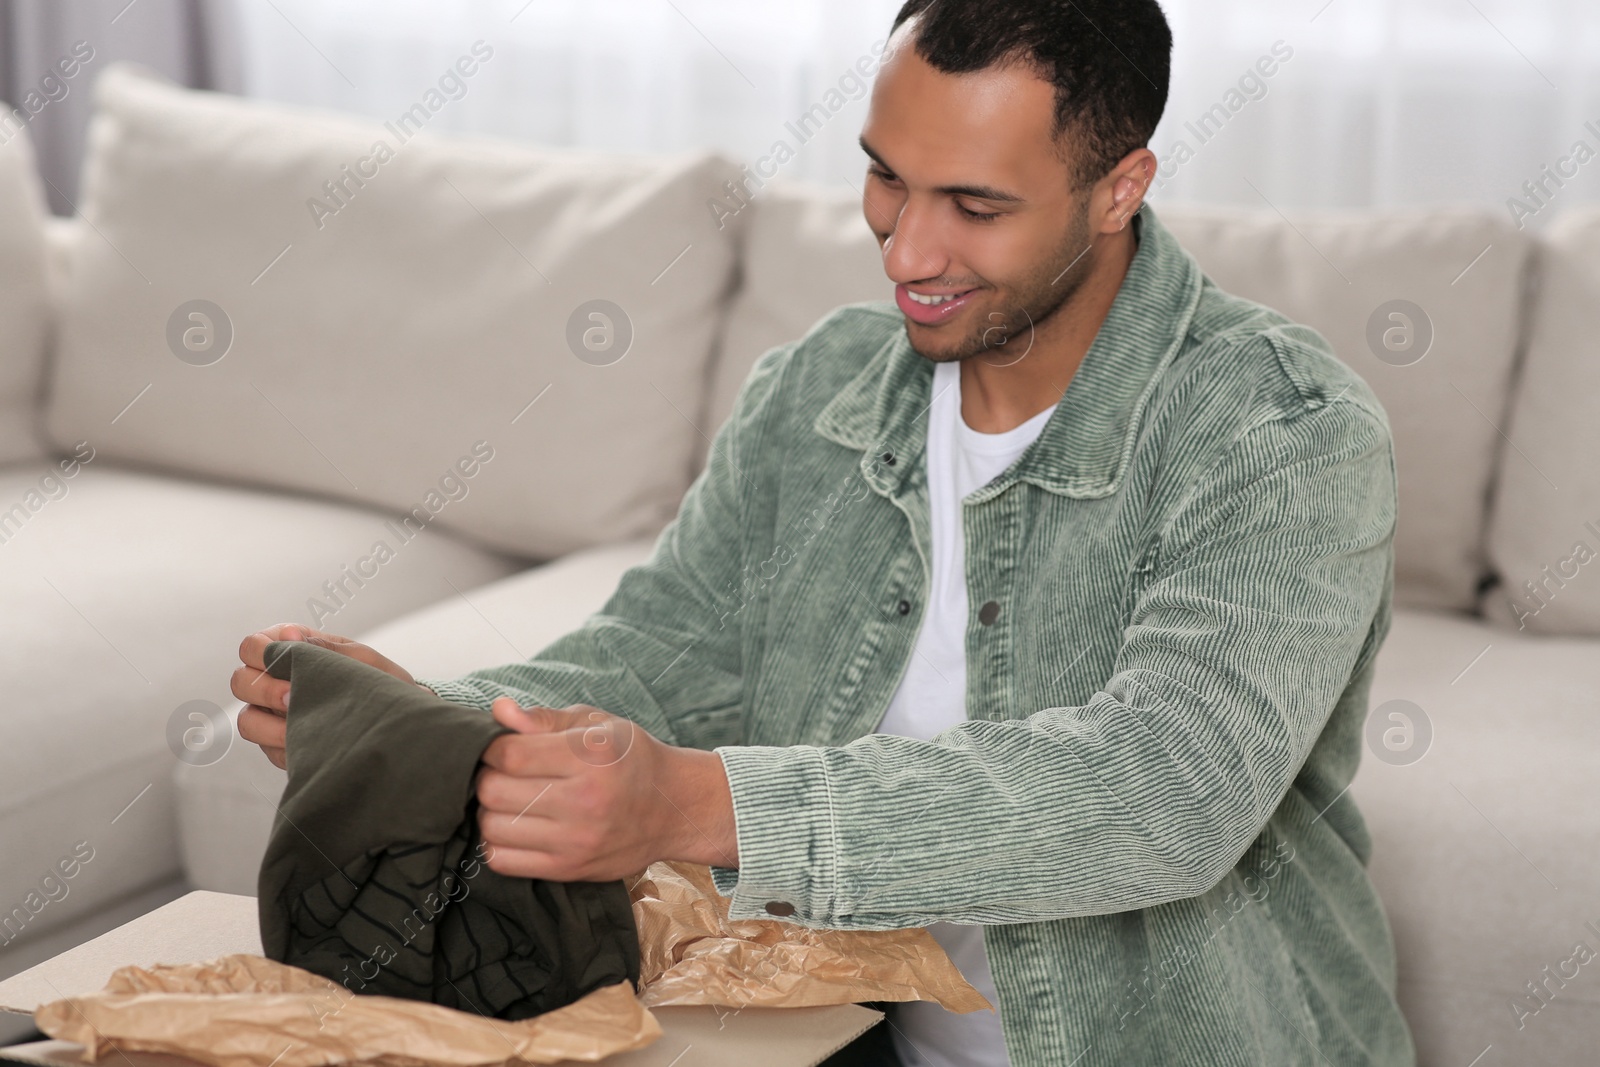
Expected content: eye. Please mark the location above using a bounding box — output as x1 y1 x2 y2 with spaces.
956 202 1002 222
868 164 900 185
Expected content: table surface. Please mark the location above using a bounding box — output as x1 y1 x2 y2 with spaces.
0 892 259 1015
0 891 880 1067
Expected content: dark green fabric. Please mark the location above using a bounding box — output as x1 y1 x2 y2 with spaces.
257 639 640 1020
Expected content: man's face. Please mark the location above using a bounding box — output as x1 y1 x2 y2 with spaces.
860 30 1099 364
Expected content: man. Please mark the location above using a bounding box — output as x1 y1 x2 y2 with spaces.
235 1 1416 1064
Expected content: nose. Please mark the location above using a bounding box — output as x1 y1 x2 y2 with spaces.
874 196 946 286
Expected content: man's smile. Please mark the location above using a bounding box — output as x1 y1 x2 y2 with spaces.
895 282 980 325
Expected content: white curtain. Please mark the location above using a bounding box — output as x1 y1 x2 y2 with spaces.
0 0 241 212
230 0 1600 225
1156 0 1600 221
231 0 898 192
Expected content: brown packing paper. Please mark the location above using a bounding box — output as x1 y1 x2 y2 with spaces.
32 955 659 1067
34 862 990 1066
629 861 992 1014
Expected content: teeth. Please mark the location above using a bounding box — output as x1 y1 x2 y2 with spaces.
908 290 963 306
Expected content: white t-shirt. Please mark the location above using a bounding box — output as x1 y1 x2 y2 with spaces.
874 358 1058 1067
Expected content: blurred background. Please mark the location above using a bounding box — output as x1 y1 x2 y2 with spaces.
4 0 1600 215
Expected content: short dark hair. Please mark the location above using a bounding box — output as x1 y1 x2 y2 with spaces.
889 0 1172 189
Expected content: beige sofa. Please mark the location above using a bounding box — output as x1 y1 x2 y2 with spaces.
3 64 1597 1063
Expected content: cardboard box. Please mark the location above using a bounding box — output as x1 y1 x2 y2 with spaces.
0 892 880 1067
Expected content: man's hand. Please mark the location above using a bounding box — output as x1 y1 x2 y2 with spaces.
475 700 739 882
233 623 420 770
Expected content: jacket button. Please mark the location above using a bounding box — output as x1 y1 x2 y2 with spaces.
881 450 896 466
897 599 911 615
764 900 796 917
978 600 1001 625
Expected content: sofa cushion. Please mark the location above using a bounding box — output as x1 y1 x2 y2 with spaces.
1482 208 1600 636
703 183 1530 614
174 537 656 895
0 125 50 465
44 63 742 561
0 460 516 956
1151 207 1529 615
1353 608 1600 1066
700 181 891 466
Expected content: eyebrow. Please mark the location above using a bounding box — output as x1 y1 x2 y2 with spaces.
859 136 1026 205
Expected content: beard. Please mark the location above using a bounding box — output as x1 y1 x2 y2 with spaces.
904 200 1097 366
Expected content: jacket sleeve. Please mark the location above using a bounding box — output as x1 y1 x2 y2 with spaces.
707 395 1398 927
415 342 795 752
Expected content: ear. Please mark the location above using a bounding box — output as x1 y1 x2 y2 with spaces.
1091 147 1157 236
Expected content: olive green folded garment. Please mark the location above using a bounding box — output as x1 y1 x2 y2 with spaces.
257 639 641 1020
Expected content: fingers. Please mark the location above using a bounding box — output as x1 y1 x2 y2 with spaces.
475 759 562 813
231 663 290 714
288 628 391 674
491 698 539 733
237 623 304 671
471 706 667 884
236 623 351 671
487 701 633 769
476 808 607 881
480 729 587 779
237 704 287 750
478 843 571 881
490 698 590 735
478 806 569 845
238 623 414 689
234 623 420 771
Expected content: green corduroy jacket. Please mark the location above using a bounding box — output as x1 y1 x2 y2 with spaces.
420 202 1417 1066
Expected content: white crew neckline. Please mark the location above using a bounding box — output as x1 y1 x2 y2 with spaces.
938 359 1059 456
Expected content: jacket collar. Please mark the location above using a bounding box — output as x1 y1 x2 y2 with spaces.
812 202 1203 500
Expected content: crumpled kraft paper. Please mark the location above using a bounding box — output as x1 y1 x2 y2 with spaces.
629 860 992 1014
35 860 990 1067
32 953 658 1067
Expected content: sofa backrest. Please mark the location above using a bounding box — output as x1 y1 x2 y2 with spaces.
43 63 744 561
702 181 1533 616
0 123 51 466
1483 207 1600 636
697 185 895 471
1157 207 1529 615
